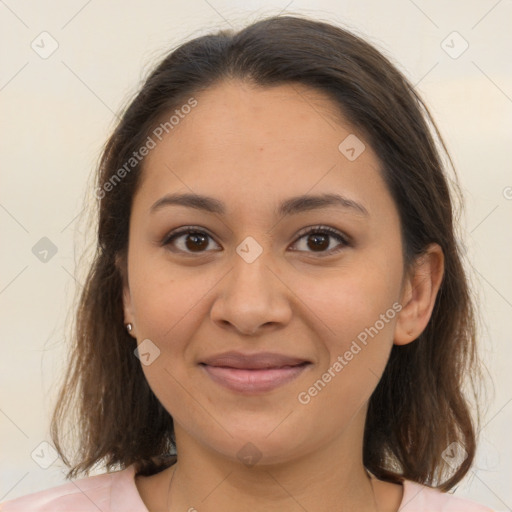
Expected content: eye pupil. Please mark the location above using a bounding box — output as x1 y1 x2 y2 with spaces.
186 233 209 251
308 233 329 251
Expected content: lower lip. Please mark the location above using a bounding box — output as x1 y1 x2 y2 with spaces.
200 363 311 394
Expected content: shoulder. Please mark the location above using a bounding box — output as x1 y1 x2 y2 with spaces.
400 479 494 511
0 465 145 512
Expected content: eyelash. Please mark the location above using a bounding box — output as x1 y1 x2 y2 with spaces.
161 225 350 256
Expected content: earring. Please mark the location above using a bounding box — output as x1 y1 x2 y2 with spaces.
126 323 133 333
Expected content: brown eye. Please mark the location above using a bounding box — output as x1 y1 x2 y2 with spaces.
162 225 349 256
305 233 330 252
162 229 219 254
183 232 209 252
291 226 349 255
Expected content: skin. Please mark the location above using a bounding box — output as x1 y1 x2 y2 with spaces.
120 80 444 512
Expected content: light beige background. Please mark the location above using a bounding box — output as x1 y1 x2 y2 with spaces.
1 0 511 509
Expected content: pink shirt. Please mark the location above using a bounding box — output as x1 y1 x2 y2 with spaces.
0 464 493 511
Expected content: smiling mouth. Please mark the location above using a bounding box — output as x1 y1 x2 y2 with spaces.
199 362 312 394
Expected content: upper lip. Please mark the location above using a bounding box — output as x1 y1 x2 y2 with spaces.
200 351 311 369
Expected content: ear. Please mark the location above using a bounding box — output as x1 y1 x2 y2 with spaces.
394 243 444 346
115 252 136 337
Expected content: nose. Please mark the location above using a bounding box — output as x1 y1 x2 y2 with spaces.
209 247 293 336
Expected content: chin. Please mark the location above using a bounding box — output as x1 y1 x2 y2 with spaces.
200 426 310 468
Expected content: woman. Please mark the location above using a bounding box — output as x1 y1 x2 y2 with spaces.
0 14 493 512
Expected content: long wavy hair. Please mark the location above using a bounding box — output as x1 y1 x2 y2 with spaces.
50 14 484 491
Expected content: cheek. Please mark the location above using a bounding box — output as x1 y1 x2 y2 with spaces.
127 245 204 339
293 261 401 403
298 262 401 344
296 279 399 437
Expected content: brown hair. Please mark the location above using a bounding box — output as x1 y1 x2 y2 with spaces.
50 14 483 490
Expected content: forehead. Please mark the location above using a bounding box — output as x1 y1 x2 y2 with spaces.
133 80 395 222
172 81 346 148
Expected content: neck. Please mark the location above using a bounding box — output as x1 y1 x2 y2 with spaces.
165 414 379 512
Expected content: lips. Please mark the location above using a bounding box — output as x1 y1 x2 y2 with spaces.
199 351 312 394
200 351 310 370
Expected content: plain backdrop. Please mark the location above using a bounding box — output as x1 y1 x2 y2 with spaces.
1 0 511 509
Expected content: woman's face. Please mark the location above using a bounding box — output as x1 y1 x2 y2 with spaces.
122 80 414 465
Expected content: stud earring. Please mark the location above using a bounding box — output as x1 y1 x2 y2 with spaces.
126 323 133 333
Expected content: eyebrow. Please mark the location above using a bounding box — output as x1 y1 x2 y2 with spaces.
149 192 369 217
